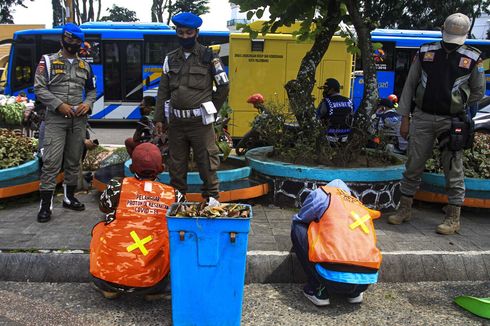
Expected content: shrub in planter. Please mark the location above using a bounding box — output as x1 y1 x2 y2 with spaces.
82 145 110 171
0 129 36 169
251 100 397 167
0 95 29 127
425 133 490 179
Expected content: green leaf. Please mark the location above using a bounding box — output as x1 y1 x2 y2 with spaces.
246 10 254 20
340 2 348 16
256 8 264 19
372 42 383 50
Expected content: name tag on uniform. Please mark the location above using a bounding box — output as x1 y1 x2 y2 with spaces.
423 52 435 62
459 57 471 69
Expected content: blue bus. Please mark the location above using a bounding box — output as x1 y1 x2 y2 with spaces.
4 22 229 120
352 29 490 109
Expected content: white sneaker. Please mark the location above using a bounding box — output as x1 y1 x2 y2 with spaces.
207 197 220 207
303 286 330 307
347 292 364 304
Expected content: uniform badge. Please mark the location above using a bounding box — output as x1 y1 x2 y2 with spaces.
79 60 86 69
476 59 485 73
423 52 435 62
36 59 46 74
459 57 471 69
52 60 64 65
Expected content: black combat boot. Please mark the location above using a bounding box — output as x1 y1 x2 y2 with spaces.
37 190 53 223
62 184 85 211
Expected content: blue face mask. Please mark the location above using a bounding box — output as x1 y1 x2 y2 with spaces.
178 36 196 49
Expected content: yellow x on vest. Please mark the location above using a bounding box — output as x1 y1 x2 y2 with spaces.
126 231 153 256
349 211 371 234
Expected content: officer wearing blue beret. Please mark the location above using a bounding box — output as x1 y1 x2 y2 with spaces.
34 23 96 222
155 12 229 204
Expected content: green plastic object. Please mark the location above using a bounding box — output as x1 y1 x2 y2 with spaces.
454 296 490 319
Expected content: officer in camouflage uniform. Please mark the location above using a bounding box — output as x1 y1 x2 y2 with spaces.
155 12 229 202
34 23 96 223
388 13 485 234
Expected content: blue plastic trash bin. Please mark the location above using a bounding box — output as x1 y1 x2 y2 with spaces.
166 203 252 326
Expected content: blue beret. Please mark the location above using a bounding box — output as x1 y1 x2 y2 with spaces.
62 23 84 42
172 12 202 29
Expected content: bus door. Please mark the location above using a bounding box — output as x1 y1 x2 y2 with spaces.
102 40 143 119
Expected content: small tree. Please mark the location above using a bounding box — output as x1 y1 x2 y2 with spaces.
170 0 210 18
100 4 139 22
0 0 33 24
234 0 344 132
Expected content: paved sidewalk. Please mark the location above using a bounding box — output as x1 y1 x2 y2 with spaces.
0 190 489 283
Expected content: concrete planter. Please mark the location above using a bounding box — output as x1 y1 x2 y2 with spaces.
0 157 39 199
124 156 251 184
415 172 490 208
246 146 406 211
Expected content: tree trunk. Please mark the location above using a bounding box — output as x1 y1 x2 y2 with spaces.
166 0 172 25
73 0 81 24
284 0 342 131
345 0 378 123
152 0 164 22
81 0 87 22
96 0 101 21
52 0 63 26
88 0 94 21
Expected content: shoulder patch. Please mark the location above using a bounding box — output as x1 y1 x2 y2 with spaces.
459 57 471 69
423 52 435 62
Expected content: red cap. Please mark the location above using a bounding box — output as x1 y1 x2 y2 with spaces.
130 143 164 178
247 93 265 104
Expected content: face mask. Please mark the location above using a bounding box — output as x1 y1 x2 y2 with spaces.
61 38 81 55
178 36 196 49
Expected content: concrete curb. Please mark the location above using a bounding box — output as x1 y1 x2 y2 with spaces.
1 250 489 283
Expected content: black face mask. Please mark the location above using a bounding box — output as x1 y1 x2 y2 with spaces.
61 38 81 55
178 36 196 49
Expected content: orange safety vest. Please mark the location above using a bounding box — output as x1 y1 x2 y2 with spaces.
308 186 382 270
90 177 175 288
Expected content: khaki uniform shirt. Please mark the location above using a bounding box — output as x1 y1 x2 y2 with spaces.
154 42 229 123
34 51 97 113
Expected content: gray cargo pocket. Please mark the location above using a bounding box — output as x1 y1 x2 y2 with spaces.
207 148 220 171
75 69 88 85
188 66 210 90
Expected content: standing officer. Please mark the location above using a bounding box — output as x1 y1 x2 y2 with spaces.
34 23 96 223
316 78 354 144
388 13 485 234
154 12 229 203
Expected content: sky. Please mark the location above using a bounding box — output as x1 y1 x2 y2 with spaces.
12 0 234 30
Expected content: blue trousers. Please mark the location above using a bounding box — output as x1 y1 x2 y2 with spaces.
291 220 369 296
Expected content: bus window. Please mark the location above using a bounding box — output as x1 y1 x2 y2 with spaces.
125 42 143 101
144 35 179 65
79 36 101 64
394 48 418 96
39 35 61 58
373 42 394 71
354 41 395 71
12 35 36 92
103 42 121 101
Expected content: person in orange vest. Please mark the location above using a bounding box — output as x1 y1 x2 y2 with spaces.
90 143 176 301
291 179 382 306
